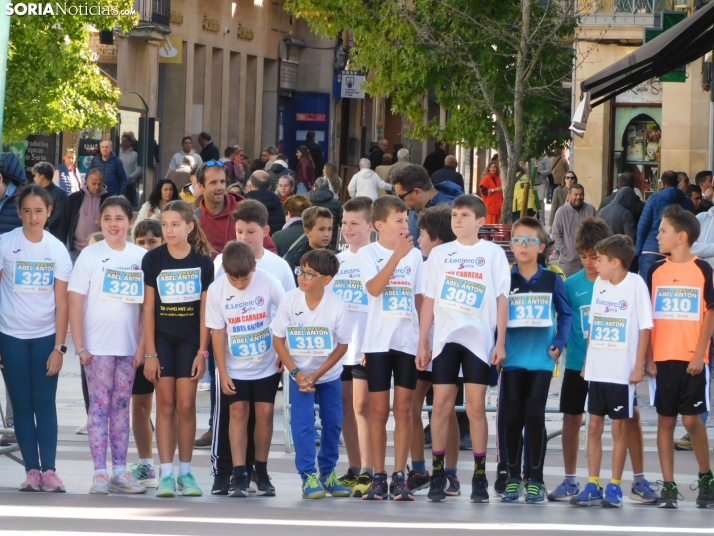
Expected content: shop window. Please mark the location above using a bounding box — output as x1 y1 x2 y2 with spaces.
618 113 660 199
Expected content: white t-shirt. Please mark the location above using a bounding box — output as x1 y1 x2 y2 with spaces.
68 240 146 356
205 270 285 380
425 240 511 362
584 273 653 385
330 248 369 366
214 249 296 293
270 288 351 384
358 242 424 354
0 228 73 339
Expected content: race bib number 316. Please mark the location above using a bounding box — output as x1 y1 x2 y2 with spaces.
13 260 55 293
653 286 700 321
157 268 201 303
286 326 333 357
507 293 553 328
438 275 485 315
101 269 144 303
230 328 271 361
590 315 628 350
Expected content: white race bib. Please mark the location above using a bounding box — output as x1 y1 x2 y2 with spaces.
590 315 628 351
157 268 201 303
229 328 272 361
381 285 413 319
286 325 333 357
101 269 144 303
438 274 485 315
13 260 54 293
507 293 553 328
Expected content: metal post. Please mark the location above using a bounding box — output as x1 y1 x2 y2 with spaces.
0 2 12 142
283 370 292 453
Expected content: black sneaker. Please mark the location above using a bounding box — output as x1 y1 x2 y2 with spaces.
427 470 447 502
494 463 508 497
211 474 231 495
459 429 472 451
362 472 388 500
228 471 249 498
390 471 414 501
695 475 714 508
446 474 461 496
470 474 490 503
657 482 680 509
423 425 432 449
406 466 430 492
250 470 276 497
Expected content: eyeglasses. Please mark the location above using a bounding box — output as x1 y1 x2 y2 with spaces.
295 267 325 280
398 188 416 201
204 160 225 168
511 236 542 246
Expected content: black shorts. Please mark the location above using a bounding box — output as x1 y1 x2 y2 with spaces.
560 368 588 415
132 364 155 395
432 343 491 385
351 364 367 381
342 364 358 382
156 333 198 379
226 373 281 404
655 360 710 417
587 381 633 419
365 350 417 392
417 370 433 383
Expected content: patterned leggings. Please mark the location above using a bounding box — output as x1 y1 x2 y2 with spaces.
84 355 136 470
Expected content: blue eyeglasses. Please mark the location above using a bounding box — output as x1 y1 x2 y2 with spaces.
511 236 541 246
203 160 225 168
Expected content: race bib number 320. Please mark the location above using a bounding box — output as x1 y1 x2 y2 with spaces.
157 268 201 303
381 285 413 319
507 293 553 328
13 260 55 293
590 315 628 350
653 286 700 321
438 274 485 315
101 269 144 303
230 328 271 361
286 326 333 357
332 278 368 312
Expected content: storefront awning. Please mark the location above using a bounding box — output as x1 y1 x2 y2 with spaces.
571 1 714 136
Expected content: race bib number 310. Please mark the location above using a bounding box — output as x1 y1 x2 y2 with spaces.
157 268 201 303
13 260 55 293
332 278 368 313
101 269 144 303
590 315 628 350
653 286 700 321
438 275 485 315
230 328 271 361
286 326 333 357
507 293 553 328
381 285 413 319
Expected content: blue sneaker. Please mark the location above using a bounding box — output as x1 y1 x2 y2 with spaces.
501 478 524 503
602 483 623 508
570 482 603 506
302 473 326 499
525 479 547 504
320 470 351 497
547 479 580 502
629 479 659 505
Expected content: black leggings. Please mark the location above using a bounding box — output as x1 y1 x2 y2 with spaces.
502 369 552 482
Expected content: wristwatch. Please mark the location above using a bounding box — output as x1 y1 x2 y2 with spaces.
54 344 67 354
289 367 300 378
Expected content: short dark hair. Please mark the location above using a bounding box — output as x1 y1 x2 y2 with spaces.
222 241 256 278
575 217 613 253
661 170 679 188
133 218 162 240
232 199 268 227
662 204 700 245
390 164 433 191
570 183 585 193
248 172 270 190
371 195 408 224
196 161 227 185
302 206 332 231
617 172 635 189
283 195 311 218
32 161 54 182
512 217 547 246
17 184 52 210
695 170 713 186
198 132 211 142
100 196 134 221
224 146 236 158
686 184 702 197
181 136 192 144
342 196 372 223
677 171 689 182
277 154 289 161
306 131 316 140
300 249 339 277
452 194 487 219
595 235 636 270
85 168 104 181
417 204 456 243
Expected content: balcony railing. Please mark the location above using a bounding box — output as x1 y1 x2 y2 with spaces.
134 0 171 28
577 0 678 26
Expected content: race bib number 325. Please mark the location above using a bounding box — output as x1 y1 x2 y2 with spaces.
157 268 201 303
286 326 333 357
13 260 55 293
507 293 553 328
438 275 485 315
653 286 700 321
101 269 144 303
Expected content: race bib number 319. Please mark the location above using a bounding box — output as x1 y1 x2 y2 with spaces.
286 326 333 357
653 286 700 321
507 293 553 328
13 260 55 293
438 275 485 315
101 269 144 303
157 268 201 303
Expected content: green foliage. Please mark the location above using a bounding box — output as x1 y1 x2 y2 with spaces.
4 0 137 141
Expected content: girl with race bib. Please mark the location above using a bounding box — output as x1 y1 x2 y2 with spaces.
0 185 72 492
68 196 148 494
142 200 213 497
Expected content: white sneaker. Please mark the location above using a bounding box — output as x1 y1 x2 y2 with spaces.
89 473 109 494
76 423 88 435
196 382 210 392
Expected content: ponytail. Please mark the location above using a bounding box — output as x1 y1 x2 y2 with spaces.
188 215 214 257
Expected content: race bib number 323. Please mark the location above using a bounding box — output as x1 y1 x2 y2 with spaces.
590 315 628 350
157 268 201 303
653 286 700 321
507 293 553 328
286 326 333 357
13 260 55 293
101 269 144 303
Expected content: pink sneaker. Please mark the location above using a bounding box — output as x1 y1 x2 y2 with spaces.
20 469 41 492
89 472 109 494
41 470 66 493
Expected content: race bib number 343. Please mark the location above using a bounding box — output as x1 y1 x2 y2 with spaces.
507 293 553 328
157 268 201 303
13 260 55 293
438 275 485 315
101 269 144 303
286 326 333 357
653 286 700 321
590 315 628 350
381 285 413 319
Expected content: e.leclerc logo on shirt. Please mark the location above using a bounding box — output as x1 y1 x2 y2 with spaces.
619 300 628 310
255 296 265 306
476 257 486 266
132 264 140 270
405 266 412 275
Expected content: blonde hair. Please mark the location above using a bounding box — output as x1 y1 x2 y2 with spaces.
323 163 342 196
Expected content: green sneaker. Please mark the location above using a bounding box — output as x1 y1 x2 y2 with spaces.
320 470 352 497
525 479 547 504
177 472 203 497
155 475 176 498
302 473 326 499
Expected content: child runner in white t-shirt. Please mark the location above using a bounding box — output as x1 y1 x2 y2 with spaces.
68 196 147 495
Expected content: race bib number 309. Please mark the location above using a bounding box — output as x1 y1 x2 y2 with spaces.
157 268 201 303
286 326 333 357
507 293 553 328
101 269 144 303
13 260 55 293
438 275 485 315
653 286 700 321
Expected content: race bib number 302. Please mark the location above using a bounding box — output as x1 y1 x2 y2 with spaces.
438 274 485 315
332 278 368 313
157 268 201 303
286 326 333 357
507 293 553 328
381 285 413 319
101 269 144 303
13 260 55 293
653 286 700 321
230 328 271 361
590 315 628 350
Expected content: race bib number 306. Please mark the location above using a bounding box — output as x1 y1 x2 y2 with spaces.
332 278 368 313
590 315 628 350
381 285 413 319
653 286 700 321
230 328 271 361
507 293 553 328
286 326 333 357
438 275 485 315
13 260 55 293
157 268 201 303
101 269 144 303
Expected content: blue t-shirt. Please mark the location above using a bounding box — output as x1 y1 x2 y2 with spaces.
564 269 594 371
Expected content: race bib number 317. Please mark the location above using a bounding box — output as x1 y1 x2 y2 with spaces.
286 326 333 357
157 268 201 303
653 286 700 321
507 293 553 328
101 269 144 303
13 260 55 293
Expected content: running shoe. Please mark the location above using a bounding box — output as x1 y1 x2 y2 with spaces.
40 470 66 493
494 463 508 496
130 463 158 488
212 474 231 495
629 479 659 504
390 471 414 501
694 474 714 508
250 470 276 496
302 473 326 499
108 472 146 494
156 474 176 498
75 423 88 435
674 433 693 451
177 472 203 496
501 478 524 503
423 424 432 449
459 430 472 451
406 466 430 492
229 471 249 498
89 472 109 495
352 472 372 498
20 469 41 492
657 482 680 509
427 470 447 502
362 472 388 500
602 483 623 508
525 479 547 504
470 474 490 503
570 482 603 507
194 431 213 449
337 468 359 490
320 470 352 497
446 474 461 496
547 479 580 502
